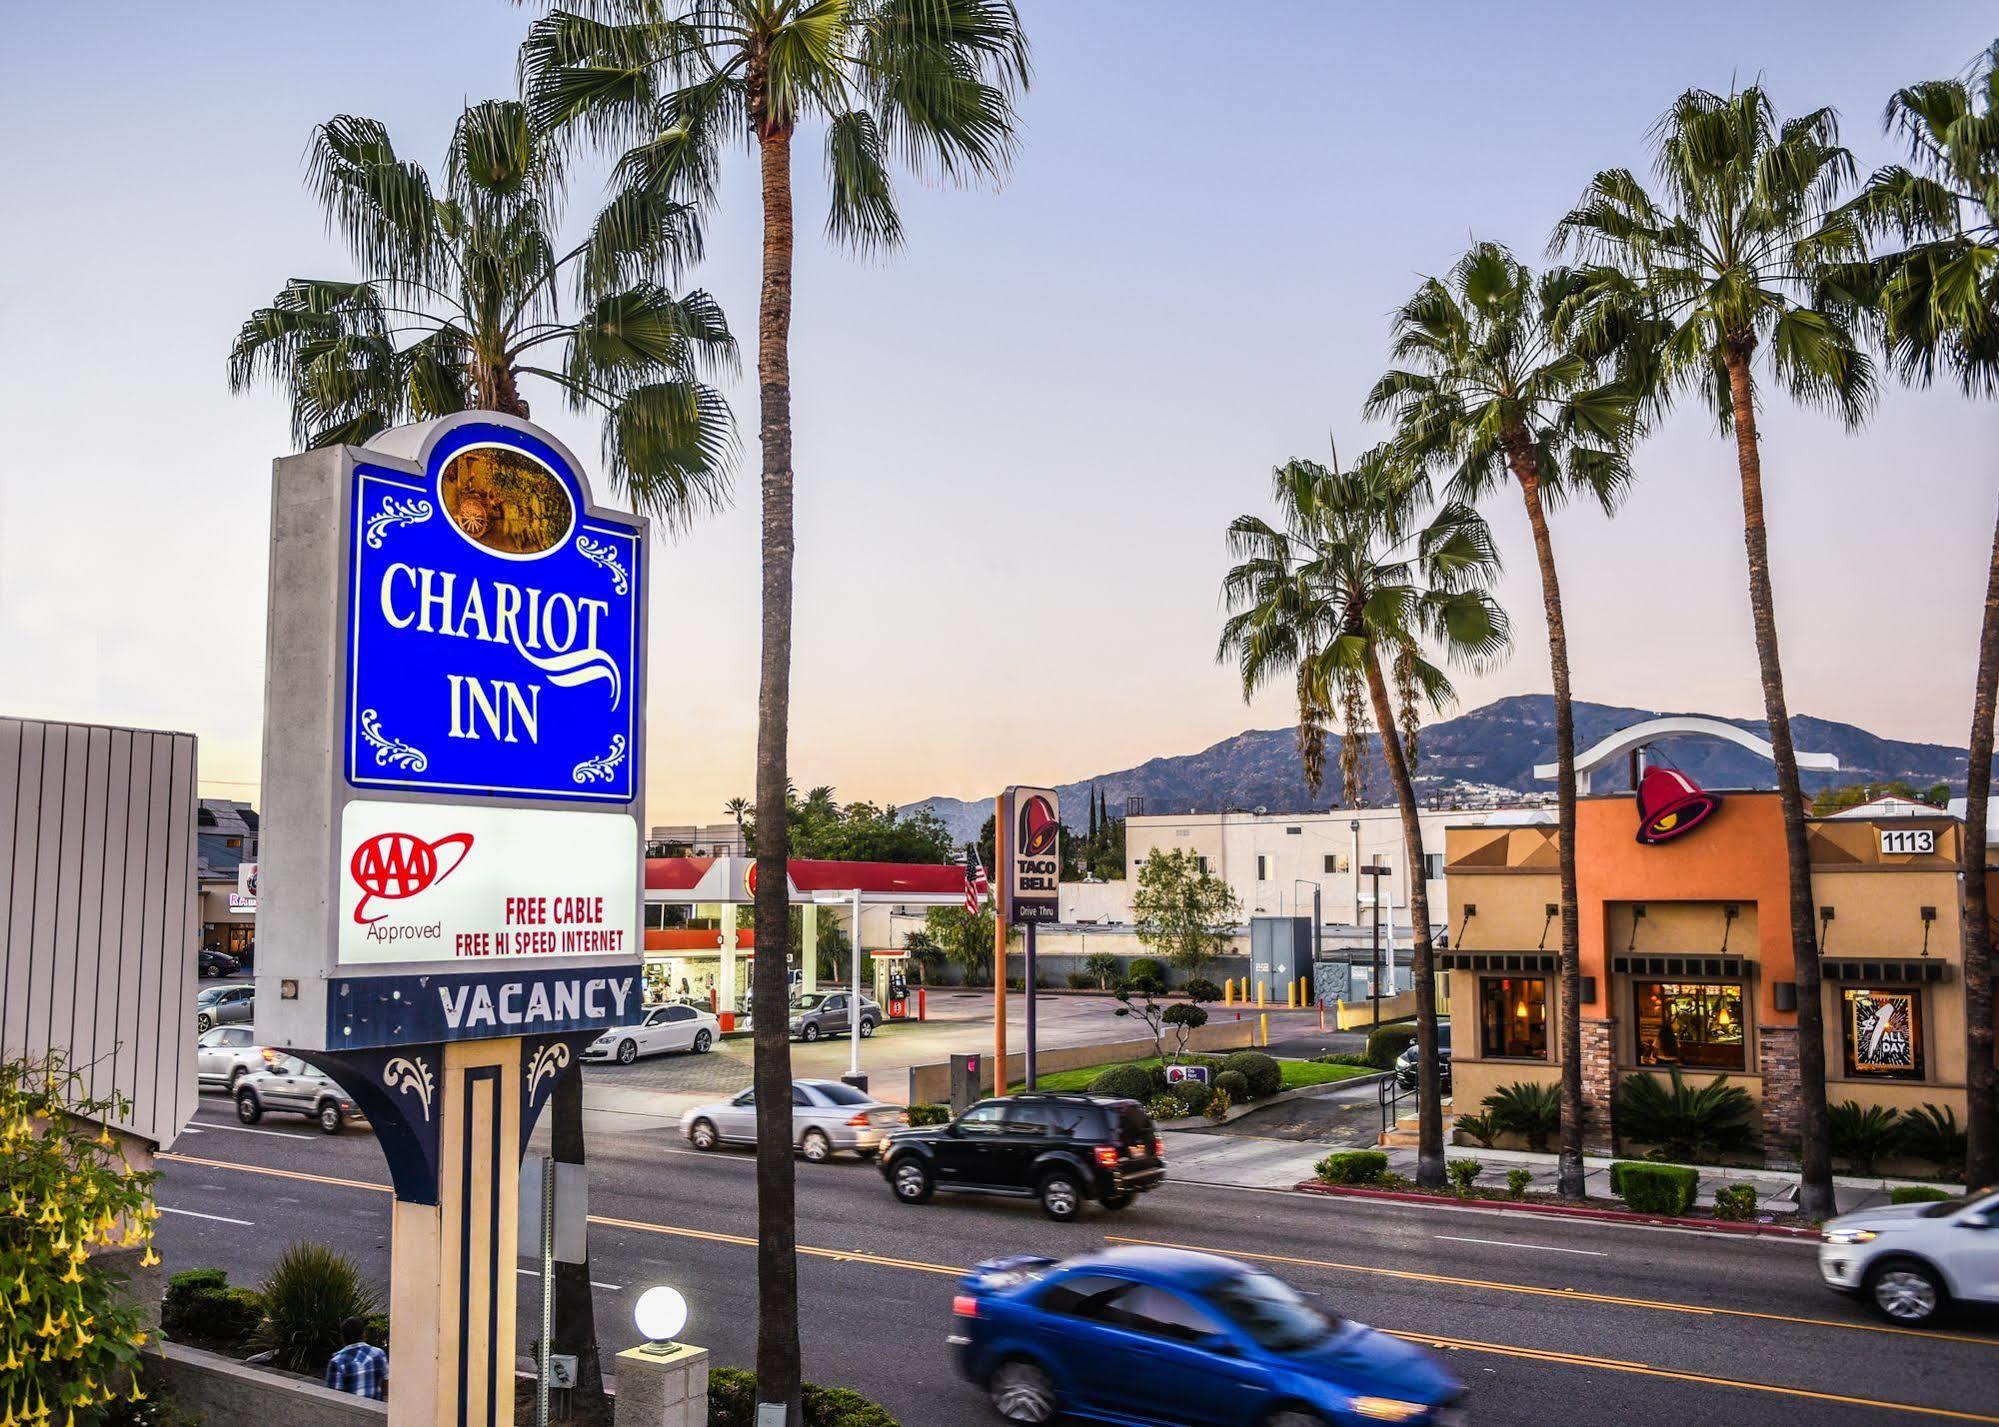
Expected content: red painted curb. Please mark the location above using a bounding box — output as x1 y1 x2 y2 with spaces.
1291 1180 1820 1239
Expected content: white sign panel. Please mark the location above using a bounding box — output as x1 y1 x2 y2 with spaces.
1879 827 1937 856
338 800 638 965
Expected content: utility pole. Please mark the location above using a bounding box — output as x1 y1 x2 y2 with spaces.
1360 862 1391 1026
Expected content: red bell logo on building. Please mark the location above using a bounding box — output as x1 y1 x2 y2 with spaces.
1634 766 1722 845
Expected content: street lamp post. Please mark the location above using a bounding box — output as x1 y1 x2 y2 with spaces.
1359 864 1391 1025
812 888 867 1090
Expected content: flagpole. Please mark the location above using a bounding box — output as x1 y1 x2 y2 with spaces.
994 793 1008 1098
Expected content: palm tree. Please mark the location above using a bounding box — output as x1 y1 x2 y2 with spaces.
229 100 735 520
519 8 1029 1415
229 98 737 1398
1556 86 1874 1218
1220 451 1510 1187
1847 43 1999 1187
724 795 752 852
1366 242 1637 1200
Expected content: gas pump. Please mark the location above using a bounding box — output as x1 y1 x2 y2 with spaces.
886 967 910 1021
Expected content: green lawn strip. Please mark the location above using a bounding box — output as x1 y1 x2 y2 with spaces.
1010 1057 1374 1095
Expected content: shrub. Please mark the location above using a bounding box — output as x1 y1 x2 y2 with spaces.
1220 1051 1282 1100
162 1268 264 1348
1315 1051 1376 1068
1897 1104 1967 1167
710 1368 903 1427
1610 1161 1699 1216
906 1103 950 1126
1613 1069 1756 1159
1206 1088 1231 1120
1066 971 1097 990
1829 1100 1903 1175
1890 1185 1955 1205
1126 957 1168 988
252 1242 381 1374
1087 1064 1156 1101
1506 1168 1532 1200
1712 1184 1758 1221
1182 977 1224 1003
1146 1095 1185 1121
1364 1023 1417 1069
1453 1112 1498 1149
1169 1079 1214 1115
1316 1150 1389 1185
1083 951 1123 989
1482 1082 1562 1153
1213 1070 1250 1104
1446 1158 1482 1197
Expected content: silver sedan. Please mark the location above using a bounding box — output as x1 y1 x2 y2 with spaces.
681 1079 907 1162
195 1025 274 1091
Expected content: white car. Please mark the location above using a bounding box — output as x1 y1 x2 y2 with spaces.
1819 1185 1999 1323
583 1002 720 1065
195 1025 274 1091
681 1079 907 1162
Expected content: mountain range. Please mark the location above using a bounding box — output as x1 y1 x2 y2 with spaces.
906 695 1975 843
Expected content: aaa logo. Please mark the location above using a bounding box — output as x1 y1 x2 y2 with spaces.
350 831 474 924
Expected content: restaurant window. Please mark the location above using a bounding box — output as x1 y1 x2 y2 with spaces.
1256 855 1271 882
1479 977 1548 1059
1323 854 1348 874
1841 988 1925 1080
1634 981 1745 1072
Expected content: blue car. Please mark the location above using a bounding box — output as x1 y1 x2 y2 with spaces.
949 1246 1465 1426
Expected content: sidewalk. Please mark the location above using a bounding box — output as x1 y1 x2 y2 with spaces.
1160 1128 1959 1215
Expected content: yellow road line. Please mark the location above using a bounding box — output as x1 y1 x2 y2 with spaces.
160 1152 1999 1418
1106 1233 1999 1349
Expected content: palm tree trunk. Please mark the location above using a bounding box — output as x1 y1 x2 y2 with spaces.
750 63 804 1424
1962 503 1999 1189
1503 437 1587 1200
1364 646 1444 1188
1722 344 1834 1217
547 1066 600 1392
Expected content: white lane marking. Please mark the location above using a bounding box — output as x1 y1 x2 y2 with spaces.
190 1120 319 1140
1434 1234 1606 1257
159 1206 255 1226
516 1268 621 1291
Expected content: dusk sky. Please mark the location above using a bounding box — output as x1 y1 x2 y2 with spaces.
3 2 1995 822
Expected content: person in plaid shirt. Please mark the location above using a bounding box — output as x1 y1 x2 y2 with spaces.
324 1316 388 1401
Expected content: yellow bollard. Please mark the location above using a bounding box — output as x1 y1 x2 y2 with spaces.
1286 980 1296 1009
1256 980 1266 1009
1259 1012 1269 1046
1224 978 1235 1006
1299 976 1310 1006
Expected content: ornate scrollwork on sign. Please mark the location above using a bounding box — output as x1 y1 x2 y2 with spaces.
360 710 428 772
527 1042 571 1099
572 735 627 785
574 536 630 594
382 1055 435 1122
364 496 434 550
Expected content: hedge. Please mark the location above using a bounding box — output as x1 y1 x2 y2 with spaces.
162 1268 264 1349
1088 1064 1156 1101
1609 1161 1699 1216
905 1104 950 1126
1316 1150 1388 1186
1889 1185 1955 1206
1220 1051 1281 1100
709 1368 901 1426
1126 957 1168 987
1364 1023 1418 1070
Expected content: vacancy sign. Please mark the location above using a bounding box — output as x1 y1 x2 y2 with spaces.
337 800 637 965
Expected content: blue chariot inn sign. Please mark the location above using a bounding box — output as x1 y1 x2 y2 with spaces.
344 420 640 803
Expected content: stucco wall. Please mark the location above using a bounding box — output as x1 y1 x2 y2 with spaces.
147 1343 387 1426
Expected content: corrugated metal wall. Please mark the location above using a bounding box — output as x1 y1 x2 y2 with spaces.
0 717 199 1148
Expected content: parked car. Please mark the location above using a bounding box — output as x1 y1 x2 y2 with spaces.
681 1079 906 1162
583 1003 720 1064
949 1245 1466 1425
1395 1022 1451 1093
195 1025 274 1090
879 1093 1163 1222
788 991 882 1043
197 948 240 979
234 1056 365 1135
1819 1186 1999 1323
193 983 254 1033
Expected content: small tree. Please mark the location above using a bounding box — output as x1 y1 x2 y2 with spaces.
1131 848 1241 974
922 903 1018 985
1082 951 1122 990
1 1054 162 1426
1113 972 1172 1063
1161 1003 1209 1061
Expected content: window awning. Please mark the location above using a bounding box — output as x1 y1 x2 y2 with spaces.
1613 954 1751 979
1822 959 1950 984
1439 951 1559 972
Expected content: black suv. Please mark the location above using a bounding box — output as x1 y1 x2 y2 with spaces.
877 1093 1164 1222
1395 1021 1452 1092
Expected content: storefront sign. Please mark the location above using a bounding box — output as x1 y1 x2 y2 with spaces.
1845 988 1924 1078
1879 827 1936 856
1634 766 1722 845
1005 786 1060 924
326 966 641 1049
345 422 640 804
338 801 637 965
226 892 257 913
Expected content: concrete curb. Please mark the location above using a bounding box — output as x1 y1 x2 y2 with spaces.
1290 1180 1823 1239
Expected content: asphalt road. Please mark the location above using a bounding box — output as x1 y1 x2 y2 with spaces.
155 1096 1999 1427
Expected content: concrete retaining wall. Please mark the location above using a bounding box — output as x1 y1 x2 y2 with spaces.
147 1342 387 1425
906 1019 1259 1104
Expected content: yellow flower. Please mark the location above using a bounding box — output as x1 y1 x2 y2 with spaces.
34 1310 55 1338
138 1246 159 1268
130 1330 146 1348
56 1266 80 1286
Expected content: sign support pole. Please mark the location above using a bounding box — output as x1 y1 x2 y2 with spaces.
537 1152 554 1427
993 794 1008 1095
1024 921 1038 1091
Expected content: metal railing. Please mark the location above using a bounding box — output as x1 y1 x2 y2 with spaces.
1378 1071 1412 1134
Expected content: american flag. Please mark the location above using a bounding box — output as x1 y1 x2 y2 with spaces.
963 848 991 914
